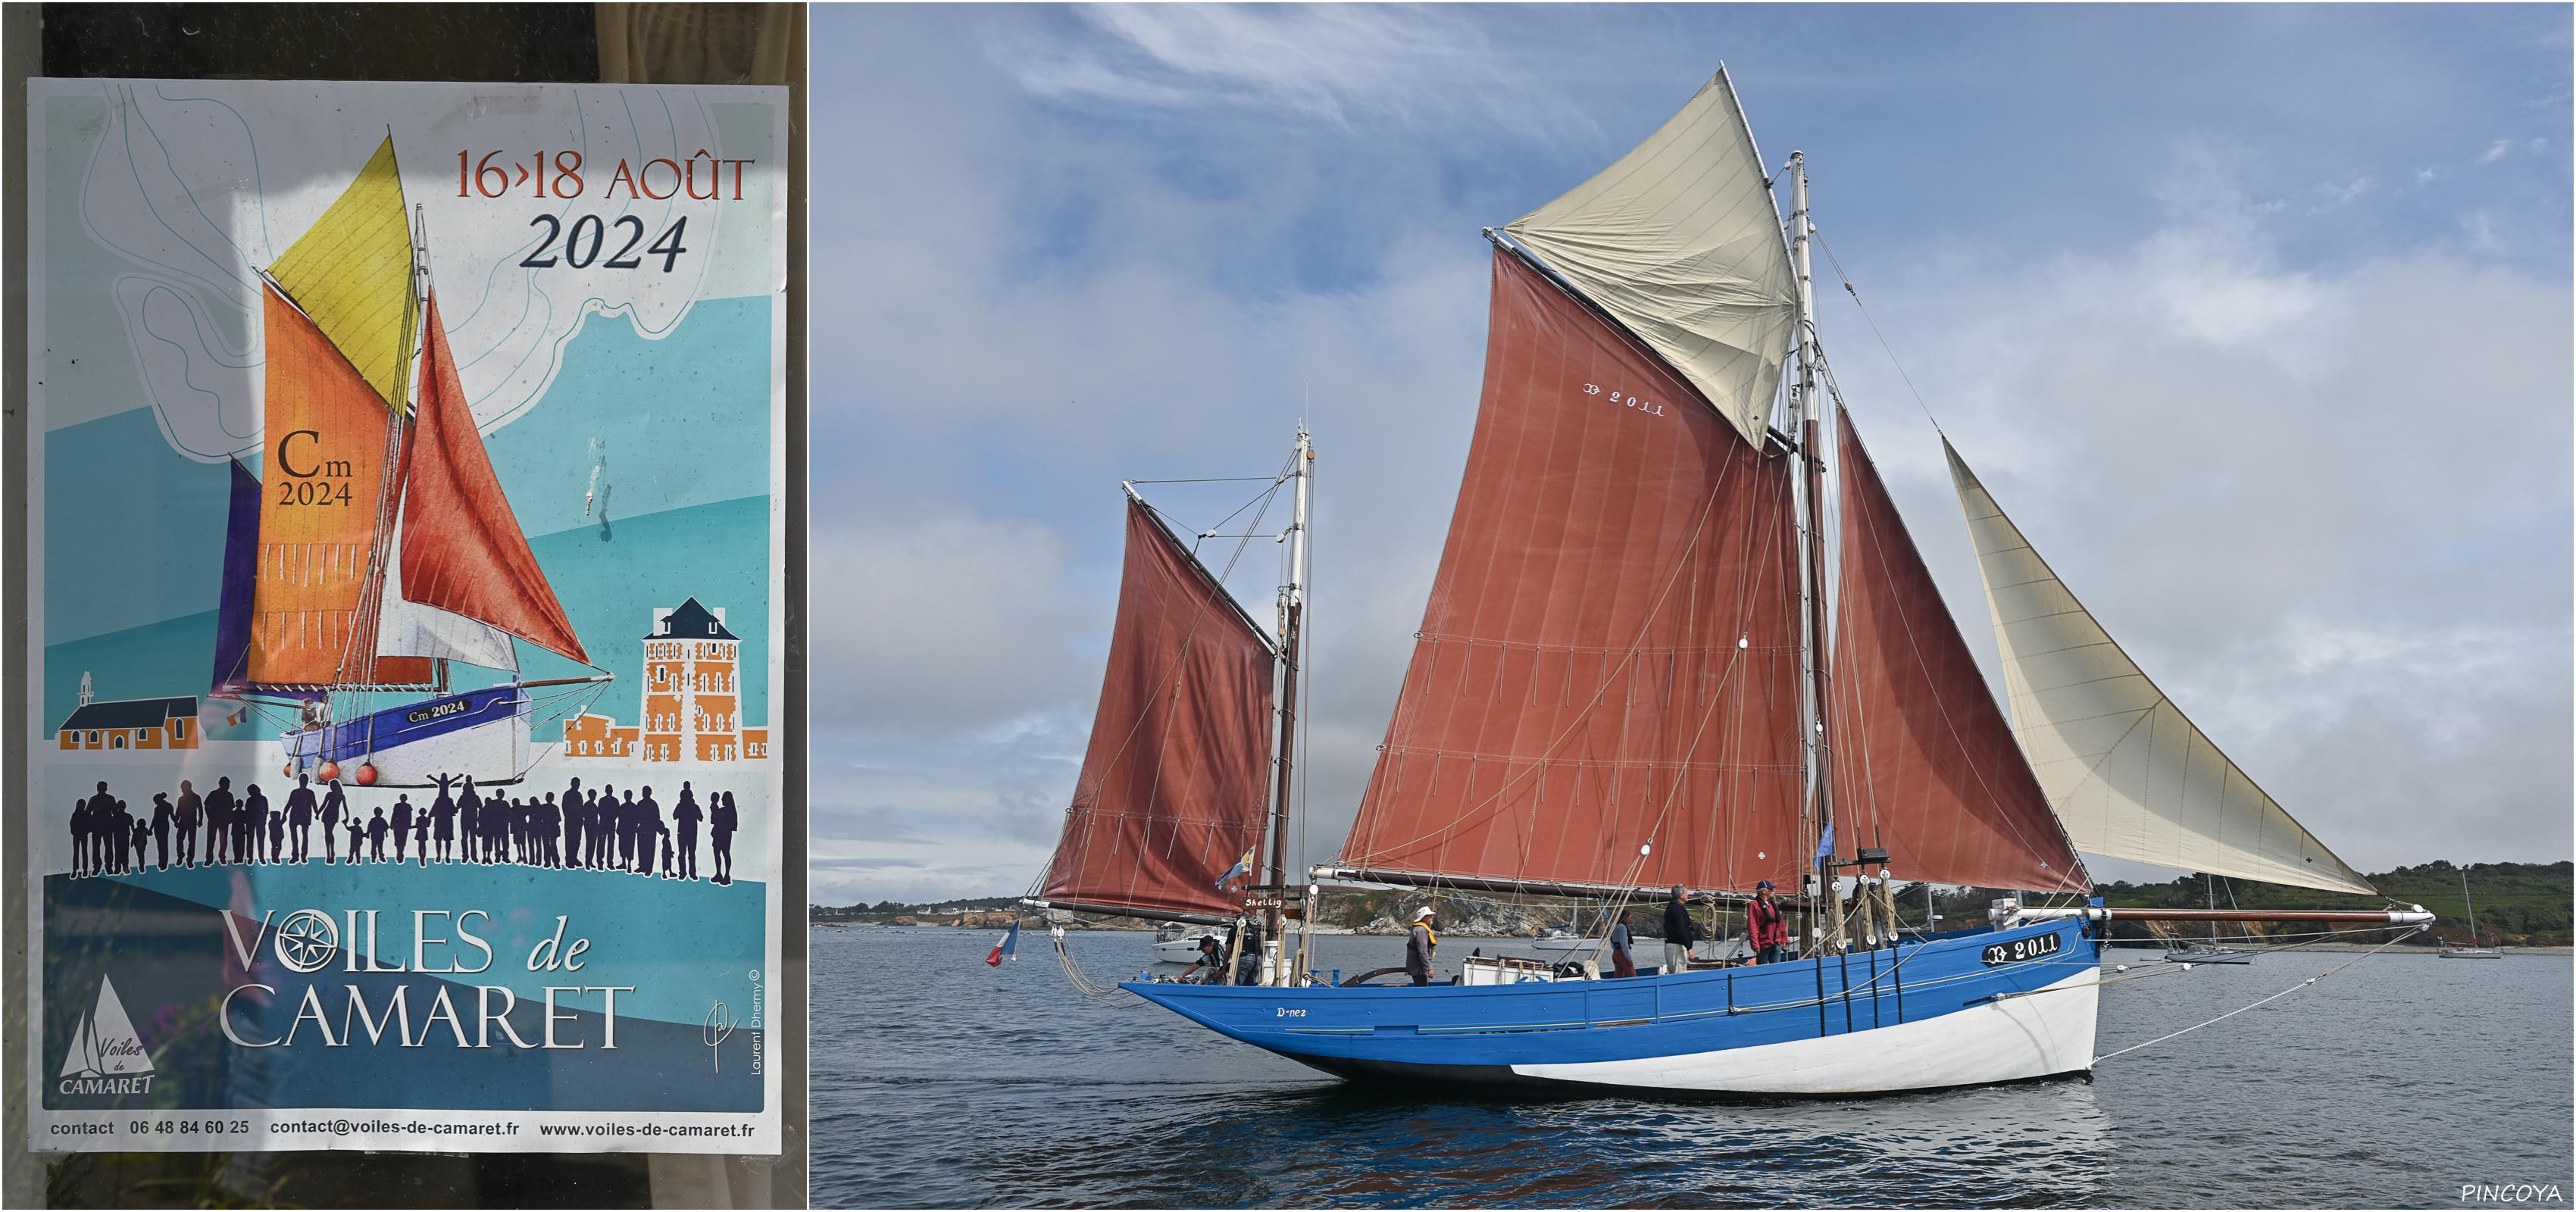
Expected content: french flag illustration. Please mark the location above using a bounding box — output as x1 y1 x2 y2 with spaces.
984 920 1020 967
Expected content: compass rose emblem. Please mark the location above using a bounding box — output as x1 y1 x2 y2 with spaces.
274 910 340 973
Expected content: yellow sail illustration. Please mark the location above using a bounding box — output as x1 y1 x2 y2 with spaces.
267 135 417 414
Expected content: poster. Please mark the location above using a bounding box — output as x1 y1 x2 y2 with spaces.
24 79 786 1154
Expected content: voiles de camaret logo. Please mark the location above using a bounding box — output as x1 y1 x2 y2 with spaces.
58 975 156 1095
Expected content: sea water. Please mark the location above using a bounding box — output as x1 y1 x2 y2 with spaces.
814 929 2572 1208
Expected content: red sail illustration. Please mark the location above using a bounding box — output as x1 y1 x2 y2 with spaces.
1042 499 1278 919
1827 408 2087 892
250 285 433 688
398 292 589 664
1340 249 1805 895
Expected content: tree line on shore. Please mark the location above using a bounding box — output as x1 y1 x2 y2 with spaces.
811 861 2572 945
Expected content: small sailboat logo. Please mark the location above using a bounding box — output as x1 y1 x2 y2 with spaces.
57 976 155 1095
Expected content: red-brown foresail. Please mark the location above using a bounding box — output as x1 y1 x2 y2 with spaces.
1827 408 2086 892
1042 500 1278 919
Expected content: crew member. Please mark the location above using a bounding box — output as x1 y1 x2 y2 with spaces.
1405 907 1440 986
1180 935 1226 984
1662 885 1698 975
1608 910 1637 978
1748 879 1788 964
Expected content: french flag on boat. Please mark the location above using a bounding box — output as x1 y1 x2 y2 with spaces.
1215 847 1255 889
984 920 1020 967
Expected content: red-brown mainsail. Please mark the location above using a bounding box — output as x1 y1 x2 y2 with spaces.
1339 249 1805 895
1827 408 2087 892
399 292 590 664
1042 498 1279 920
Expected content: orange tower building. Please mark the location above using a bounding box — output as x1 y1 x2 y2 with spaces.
567 597 767 763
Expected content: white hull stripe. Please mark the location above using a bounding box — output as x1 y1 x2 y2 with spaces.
1509 965 2101 1094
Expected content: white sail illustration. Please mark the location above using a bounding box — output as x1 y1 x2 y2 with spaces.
1946 441 2375 895
1499 67 1799 448
58 1013 95 1078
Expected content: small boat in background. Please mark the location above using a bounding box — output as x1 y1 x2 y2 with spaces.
2440 872 2503 959
2160 874 2257 964
1153 922 1223 964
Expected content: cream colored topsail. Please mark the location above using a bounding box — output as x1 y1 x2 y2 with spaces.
1945 442 2376 895
1499 67 1799 450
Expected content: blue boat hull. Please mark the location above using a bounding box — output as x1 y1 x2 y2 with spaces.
281 686 533 787
1125 920 2100 1097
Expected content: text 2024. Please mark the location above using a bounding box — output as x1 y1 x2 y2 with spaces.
521 214 689 273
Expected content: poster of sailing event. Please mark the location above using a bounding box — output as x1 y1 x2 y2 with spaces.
23 78 786 1154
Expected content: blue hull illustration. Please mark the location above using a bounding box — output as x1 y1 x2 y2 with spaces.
282 686 532 787
1127 919 2101 1097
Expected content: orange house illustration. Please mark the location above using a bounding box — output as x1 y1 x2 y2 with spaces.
55 672 201 753
562 598 769 763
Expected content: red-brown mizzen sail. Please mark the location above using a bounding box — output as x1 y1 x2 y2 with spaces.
249 284 432 689
1340 248 1805 895
1042 498 1278 920
397 291 589 664
1827 408 2087 892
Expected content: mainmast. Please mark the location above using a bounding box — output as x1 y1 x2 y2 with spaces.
1786 152 1842 953
1264 426 1314 982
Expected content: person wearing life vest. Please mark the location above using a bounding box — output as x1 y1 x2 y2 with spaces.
1405 907 1440 986
1748 879 1789 964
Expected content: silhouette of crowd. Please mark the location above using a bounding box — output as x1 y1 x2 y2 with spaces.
66 773 747 885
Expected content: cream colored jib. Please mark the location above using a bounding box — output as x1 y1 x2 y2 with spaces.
1945 442 2375 895
1500 67 1799 450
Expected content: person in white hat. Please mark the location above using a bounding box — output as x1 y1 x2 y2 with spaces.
1404 906 1440 986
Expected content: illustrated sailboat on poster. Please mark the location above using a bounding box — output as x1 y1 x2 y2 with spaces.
208 136 610 787
1027 67 2434 1095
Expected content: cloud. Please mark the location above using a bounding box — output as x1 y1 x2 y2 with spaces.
996 5 1584 138
1821 148 2572 874
2480 138 2512 162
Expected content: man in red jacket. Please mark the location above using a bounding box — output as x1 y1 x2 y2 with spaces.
1748 879 1789 964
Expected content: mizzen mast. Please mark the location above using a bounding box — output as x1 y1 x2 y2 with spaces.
1263 426 1314 980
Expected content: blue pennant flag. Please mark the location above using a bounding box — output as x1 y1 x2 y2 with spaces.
1815 822 1836 864
1215 847 1255 889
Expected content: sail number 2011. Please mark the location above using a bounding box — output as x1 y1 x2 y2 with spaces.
1582 383 1665 417
1980 932 2062 966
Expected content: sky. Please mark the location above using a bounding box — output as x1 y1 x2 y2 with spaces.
814 4 2574 906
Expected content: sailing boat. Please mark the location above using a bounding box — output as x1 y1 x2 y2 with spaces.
1030 69 2430 1095
2161 875 2257 964
2440 871 2503 959
208 136 609 788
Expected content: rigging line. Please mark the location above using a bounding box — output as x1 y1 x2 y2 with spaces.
2091 927 2424 1064
1812 231 1943 436
1184 470 1294 560
1125 476 1283 485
